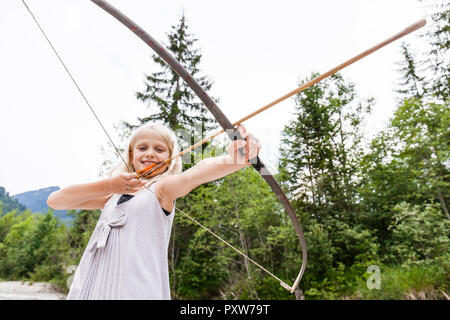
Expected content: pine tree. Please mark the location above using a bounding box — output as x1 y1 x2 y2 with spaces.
396 43 426 99
396 0 449 103
425 0 449 102
279 73 372 220
127 12 218 147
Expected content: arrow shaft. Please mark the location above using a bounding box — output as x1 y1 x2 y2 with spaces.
233 19 426 126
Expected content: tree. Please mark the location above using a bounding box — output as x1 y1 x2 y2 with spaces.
67 209 101 263
387 203 450 266
170 166 295 299
392 98 449 218
364 1 450 219
0 211 68 281
396 43 426 99
28 211 69 284
363 98 450 219
279 73 373 220
397 0 449 103
278 73 381 292
0 214 35 278
423 0 449 102
129 12 218 146
0 186 26 215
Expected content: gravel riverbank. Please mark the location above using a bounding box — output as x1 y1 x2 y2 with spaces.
0 281 66 300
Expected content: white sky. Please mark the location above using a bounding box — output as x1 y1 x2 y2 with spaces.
0 0 428 195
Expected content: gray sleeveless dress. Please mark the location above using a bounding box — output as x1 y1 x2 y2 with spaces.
67 184 174 300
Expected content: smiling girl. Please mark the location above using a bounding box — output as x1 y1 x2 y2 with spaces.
47 123 260 300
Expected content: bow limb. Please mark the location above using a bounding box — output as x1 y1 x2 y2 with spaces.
90 0 307 293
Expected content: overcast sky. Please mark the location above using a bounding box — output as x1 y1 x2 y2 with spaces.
1 0 428 195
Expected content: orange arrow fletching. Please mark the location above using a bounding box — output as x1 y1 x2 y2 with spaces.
136 160 170 179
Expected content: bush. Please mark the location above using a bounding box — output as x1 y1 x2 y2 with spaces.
354 261 449 300
387 203 450 266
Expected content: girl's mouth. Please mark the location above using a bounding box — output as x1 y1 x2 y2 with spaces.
141 161 157 166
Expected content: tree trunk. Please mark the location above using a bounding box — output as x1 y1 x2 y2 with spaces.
437 188 450 220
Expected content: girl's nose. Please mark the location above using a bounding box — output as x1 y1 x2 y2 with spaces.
144 149 157 159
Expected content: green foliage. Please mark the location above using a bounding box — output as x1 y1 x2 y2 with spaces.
386 203 450 266
170 167 295 299
354 262 449 300
0 213 35 278
28 213 70 288
302 223 334 281
66 209 101 263
280 72 373 217
274 3 449 299
0 210 32 243
326 218 379 267
0 207 100 293
0 211 69 288
360 98 450 223
396 1 449 102
0 186 26 214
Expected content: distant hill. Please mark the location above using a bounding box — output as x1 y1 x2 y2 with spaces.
0 186 27 214
11 186 74 225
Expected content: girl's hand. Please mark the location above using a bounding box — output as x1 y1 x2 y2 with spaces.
226 125 262 166
107 172 147 194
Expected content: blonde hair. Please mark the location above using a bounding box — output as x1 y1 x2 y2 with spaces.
110 123 183 187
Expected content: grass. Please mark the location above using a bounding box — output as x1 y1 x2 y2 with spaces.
349 263 449 300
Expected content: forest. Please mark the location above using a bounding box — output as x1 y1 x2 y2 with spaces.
0 2 448 300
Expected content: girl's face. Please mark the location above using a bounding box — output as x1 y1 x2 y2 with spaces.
131 130 171 176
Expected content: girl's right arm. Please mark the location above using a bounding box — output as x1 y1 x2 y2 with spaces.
47 172 146 210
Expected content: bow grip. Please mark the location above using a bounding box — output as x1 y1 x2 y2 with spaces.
231 128 265 174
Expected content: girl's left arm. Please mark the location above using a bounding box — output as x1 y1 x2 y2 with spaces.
156 127 261 203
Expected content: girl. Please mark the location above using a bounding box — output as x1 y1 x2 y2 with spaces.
47 123 261 300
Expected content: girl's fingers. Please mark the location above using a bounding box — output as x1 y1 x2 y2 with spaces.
227 128 260 165
118 172 146 193
131 177 147 187
124 182 144 192
122 172 137 181
244 133 261 161
234 139 247 149
129 179 141 186
246 133 254 150
236 124 247 139
128 172 138 180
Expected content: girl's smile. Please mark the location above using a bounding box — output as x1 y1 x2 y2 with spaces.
131 131 171 175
